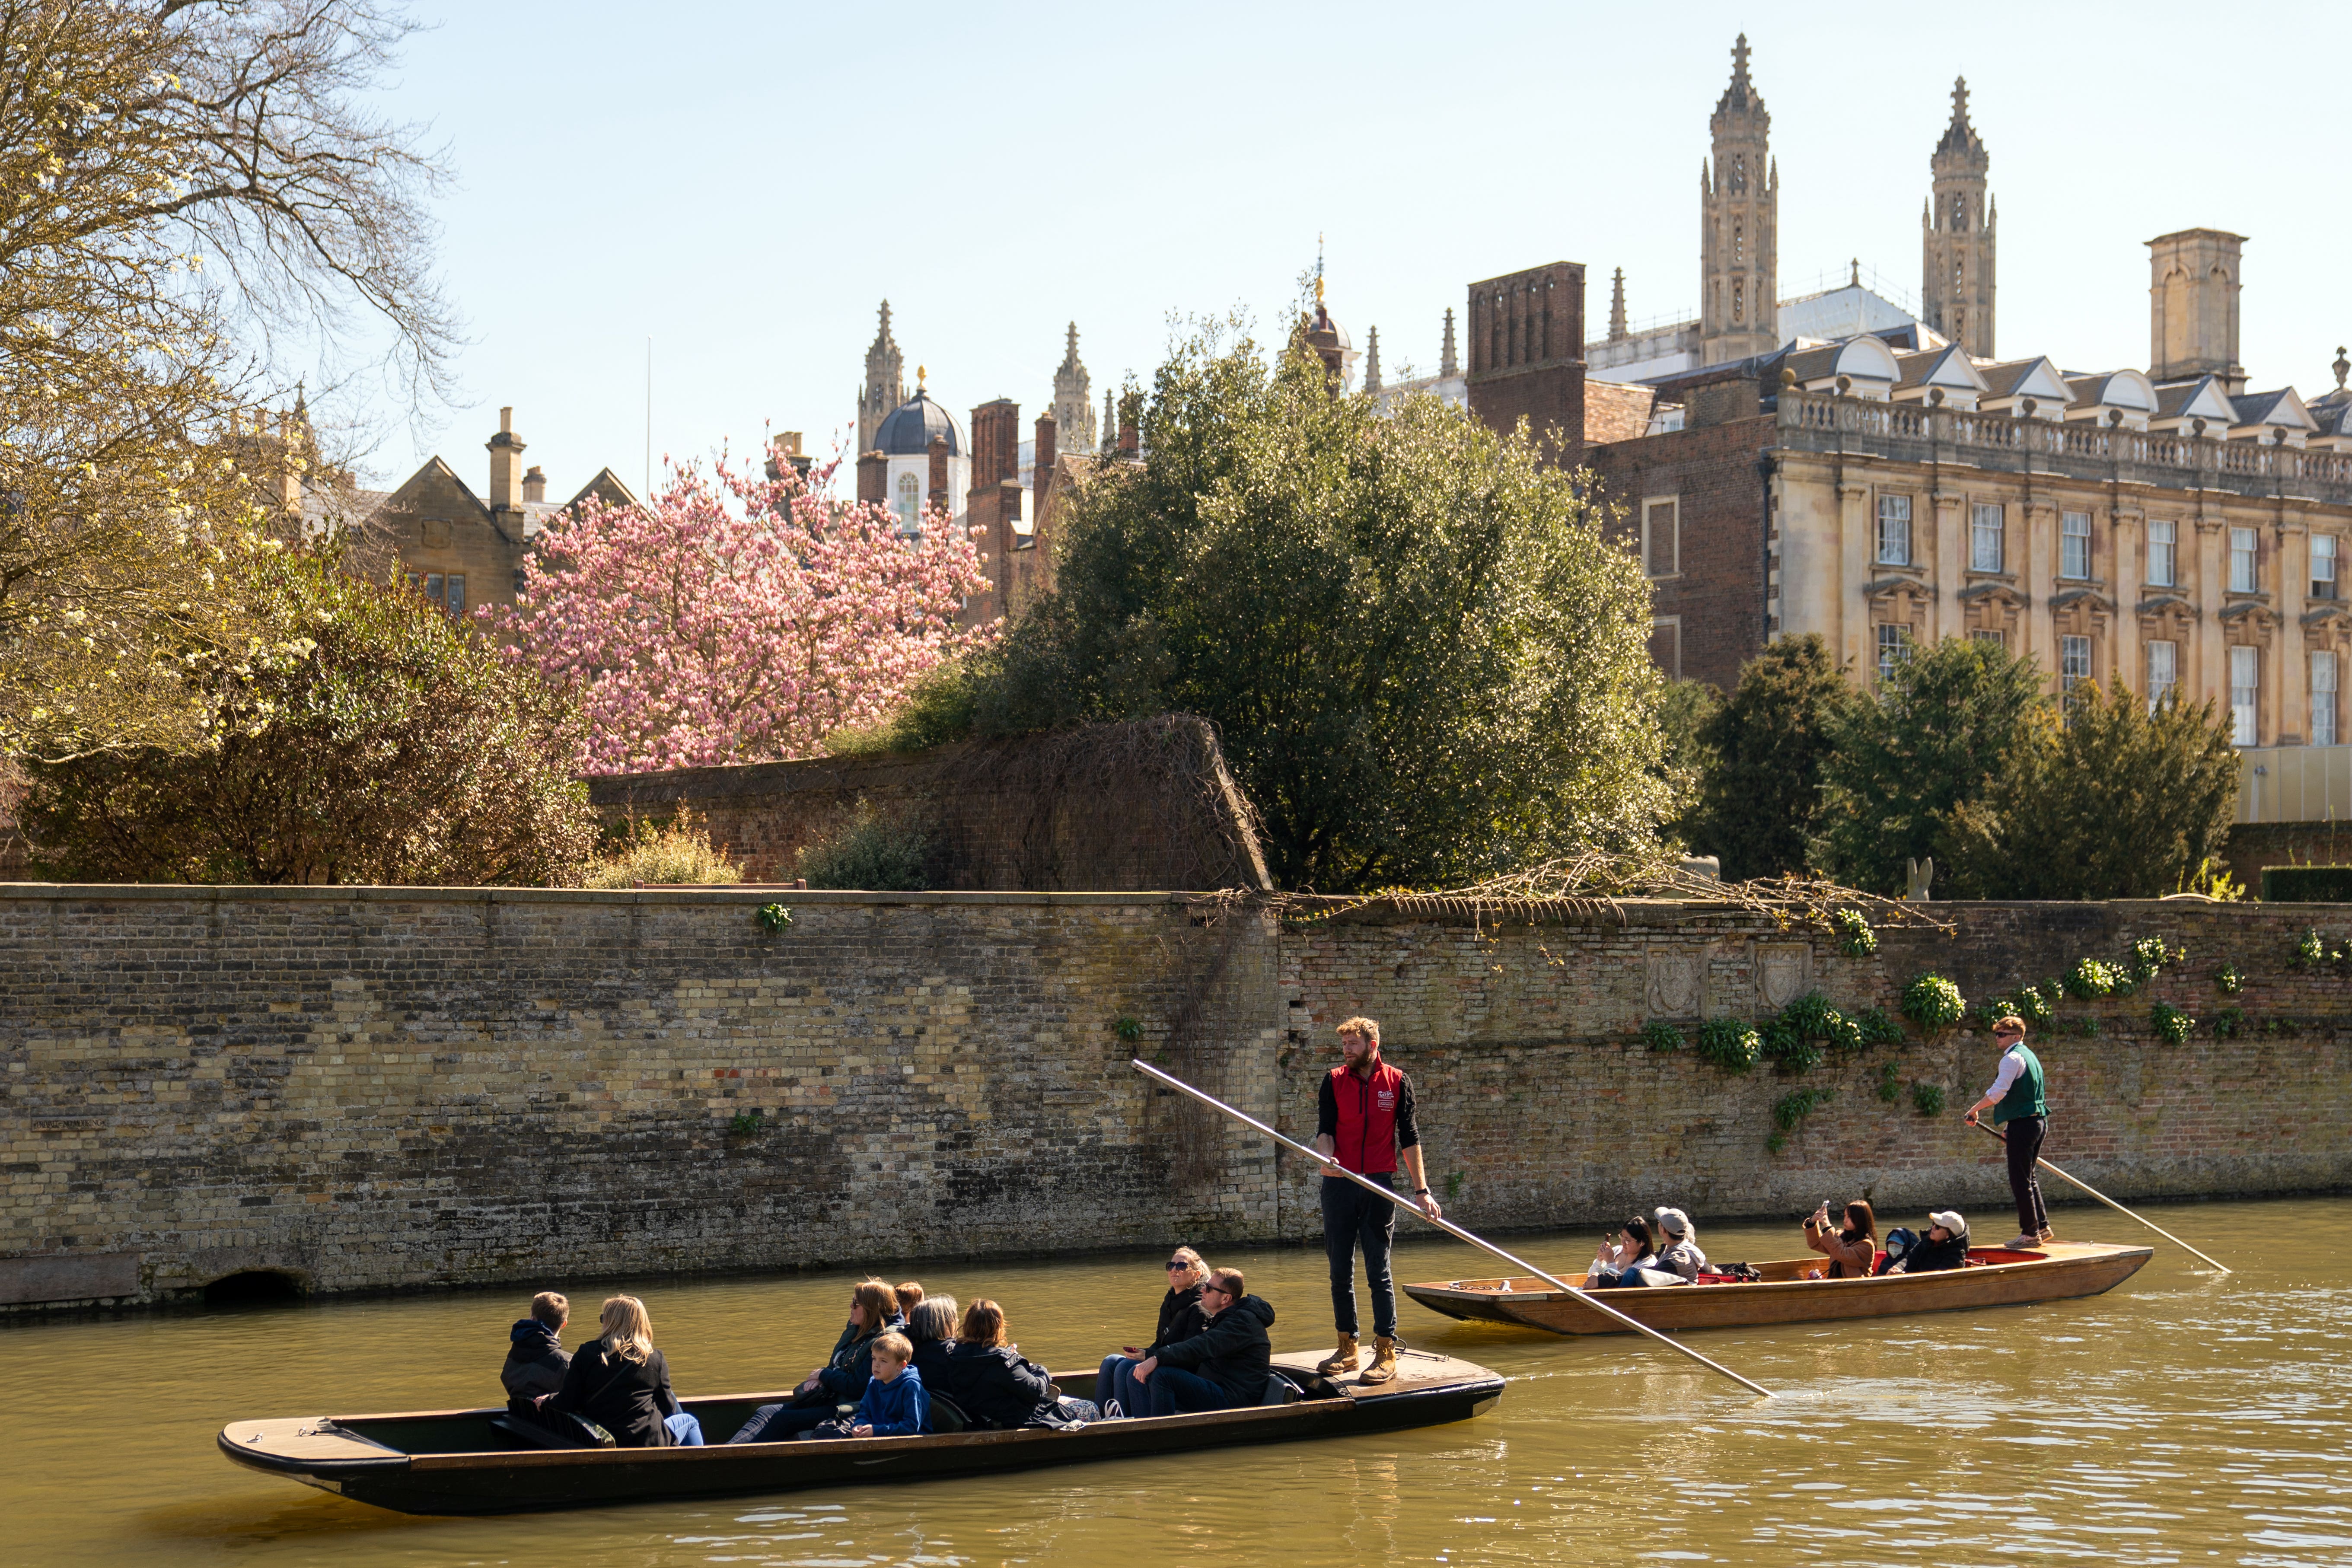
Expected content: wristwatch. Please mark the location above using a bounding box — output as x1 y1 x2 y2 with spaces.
1415 1187 1431 1195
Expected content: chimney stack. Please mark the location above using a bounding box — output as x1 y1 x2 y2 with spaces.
928 430 950 510
1033 410 1057 518
522 465 547 504
486 406 526 510
970 399 1020 491
2148 229 2247 389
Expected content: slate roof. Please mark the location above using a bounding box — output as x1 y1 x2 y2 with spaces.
874 389 966 457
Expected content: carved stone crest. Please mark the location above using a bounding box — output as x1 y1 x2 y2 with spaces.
1756 943 1812 1011
1645 950 1700 1019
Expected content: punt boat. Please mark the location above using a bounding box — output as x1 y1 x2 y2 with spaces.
217 1348 1506 1517
1404 1240 2151 1335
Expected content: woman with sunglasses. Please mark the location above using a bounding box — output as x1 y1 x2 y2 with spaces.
1094 1246 1211 1418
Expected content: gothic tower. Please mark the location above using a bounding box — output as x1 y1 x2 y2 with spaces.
1699 35 1778 366
1921 77 1996 359
857 300 906 454
1052 322 1097 453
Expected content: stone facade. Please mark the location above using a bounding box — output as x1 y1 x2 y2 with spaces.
5 889 2347 1311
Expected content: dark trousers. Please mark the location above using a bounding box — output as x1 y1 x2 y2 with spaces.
1323 1173 1399 1339
725 1399 838 1444
1146 1365 1236 1417
2004 1114 2049 1235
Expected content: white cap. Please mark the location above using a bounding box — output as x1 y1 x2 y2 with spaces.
1654 1206 1692 1237
1929 1209 1967 1234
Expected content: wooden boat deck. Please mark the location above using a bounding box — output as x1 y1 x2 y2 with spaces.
218 1349 1506 1516
1404 1240 2152 1335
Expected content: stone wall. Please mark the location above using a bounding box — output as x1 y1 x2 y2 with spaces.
587 717 1270 892
4 886 2348 1310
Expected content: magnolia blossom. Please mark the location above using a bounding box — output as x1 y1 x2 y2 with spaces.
489 449 992 774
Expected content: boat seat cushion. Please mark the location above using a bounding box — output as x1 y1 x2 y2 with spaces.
1262 1371 1300 1406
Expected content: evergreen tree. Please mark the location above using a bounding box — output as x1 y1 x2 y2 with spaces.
1939 681 2240 899
1686 635 1855 880
1813 635 2047 895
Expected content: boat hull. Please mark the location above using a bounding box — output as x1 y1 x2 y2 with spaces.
218 1350 1504 1517
1404 1241 2152 1335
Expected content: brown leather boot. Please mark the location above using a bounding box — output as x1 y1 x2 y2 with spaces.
1361 1335 1399 1384
1315 1333 1360 1377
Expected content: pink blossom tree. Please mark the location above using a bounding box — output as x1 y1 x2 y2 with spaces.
489 449 992 774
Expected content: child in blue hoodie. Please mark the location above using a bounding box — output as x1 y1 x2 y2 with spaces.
848 1332 929 1437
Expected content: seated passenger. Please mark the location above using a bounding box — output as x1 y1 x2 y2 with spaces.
1097 1246 1211 1418
940 1298 1061 1429
895 1280 925 1318
814 1332 927 1440
906 1295 959 1391
725 1278 905 1444
546 1294 702 1447
1584 1216 1661 1288
1138 1268 1275 1417
1651 1208 1708 1281
501 1291 572 1401
1803 1199 1878 1279
1881 1210 1970 1275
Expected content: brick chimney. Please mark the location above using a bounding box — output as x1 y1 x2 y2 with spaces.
927 430 950 509
522 465 547 504
1033 410 1057 517
971 399 1019 490
486 406 525 509
857 449 887 504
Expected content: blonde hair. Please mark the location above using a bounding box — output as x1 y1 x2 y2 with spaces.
598 1294 655 1366
1337 1016 1380 1045
871 1331 913 1366
1170 1245 1210 1288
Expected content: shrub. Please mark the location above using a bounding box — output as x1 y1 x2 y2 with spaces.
1856 1006 1904 1048
1695 1017 1759 1072
1782 991 1837 1038
2214 962 2244 996
1830 908 1877 958
1641 1020 1685 1052
2149 1001 2194 1045
1902 974 1967 1030
2215 1006 2246 1038
1911 1082 1946 1116
2011 983 2055 1027
1760 1017 1822 1076
2260 865 2352 903
2292 929 2331 969
1765 1087 1836 1154
795 797 934 890
2066 1014 2102 1039
2128 936 2176 983
580 808 743 887
755 903 794 932
2062 957 2125 1000
1875 1059 1903 1104
1114 1016 1144 1042
726 1109 766 1138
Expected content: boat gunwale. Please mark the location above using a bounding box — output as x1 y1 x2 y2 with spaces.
1409 1242 2155 1304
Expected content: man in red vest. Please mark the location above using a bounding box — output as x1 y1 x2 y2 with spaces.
1311 1016 1439 1385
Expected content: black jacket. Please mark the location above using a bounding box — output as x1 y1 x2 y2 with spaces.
551 1340 681 1448
1148 1284 1208 1357
1155 1294 1275 1405
938 1342 1057 1430
815 1312 907 1405
501 1319 570 1399
908 1333 954 1393
1879 1228 1970 1275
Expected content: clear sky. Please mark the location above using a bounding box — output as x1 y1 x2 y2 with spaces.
366 0 2351 497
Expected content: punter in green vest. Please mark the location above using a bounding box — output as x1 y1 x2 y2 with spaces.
1965 1013 2051 1249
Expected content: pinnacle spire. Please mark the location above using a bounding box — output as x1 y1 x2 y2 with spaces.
1363 326 1380 395
1609 268 1628 340
1440 308 1457 378
1936 74 1986 159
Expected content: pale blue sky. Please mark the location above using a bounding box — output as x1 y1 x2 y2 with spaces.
369 0 2349 496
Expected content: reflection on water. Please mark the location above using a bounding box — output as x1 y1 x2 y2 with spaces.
7 1195 2348 1566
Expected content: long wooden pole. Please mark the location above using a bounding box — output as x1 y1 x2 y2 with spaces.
1971 1119 2230 1274
1130 1059 1775 1399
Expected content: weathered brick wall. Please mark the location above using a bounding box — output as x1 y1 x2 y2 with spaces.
0 886 1283 1310
1274 898 2352 1239
2224 821 2352 892
587 717 1270 892
4 888 2346 1310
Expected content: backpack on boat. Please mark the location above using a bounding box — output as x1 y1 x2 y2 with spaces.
1024 1395 1102 1431
498 1396 615 1450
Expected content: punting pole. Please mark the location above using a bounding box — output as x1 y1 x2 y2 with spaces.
1131 1059 1775 1399
1971 1119 2230 1274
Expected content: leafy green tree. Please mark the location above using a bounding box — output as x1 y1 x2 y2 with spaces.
1654 678 1722 848
1939 681 2240 899
1813 635 2047 895
21 543 598 885
1684 635 1854 880
969 319 1668 890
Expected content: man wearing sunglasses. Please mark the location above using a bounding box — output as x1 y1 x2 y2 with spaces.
1131 1267 1275 1417
1965 1013 2053 1249
1310 1015 1439 1385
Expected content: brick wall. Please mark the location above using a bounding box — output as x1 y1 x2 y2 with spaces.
2223 822 2352 892
4 890 2343 1310
588 717 1272 892
1583 415 1775 690
1466 261 1588 466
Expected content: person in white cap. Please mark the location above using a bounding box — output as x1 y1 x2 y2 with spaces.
1651 1208 1707 1280
1884 1210 1970 1274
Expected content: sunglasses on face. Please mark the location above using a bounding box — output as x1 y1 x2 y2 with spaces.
1165 1261 1190 1270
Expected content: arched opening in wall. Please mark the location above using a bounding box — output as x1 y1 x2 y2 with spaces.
202 1269 308 1308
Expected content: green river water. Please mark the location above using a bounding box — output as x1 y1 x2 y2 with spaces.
3 1194 2346 1566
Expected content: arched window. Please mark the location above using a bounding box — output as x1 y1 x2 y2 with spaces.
895 471 919 532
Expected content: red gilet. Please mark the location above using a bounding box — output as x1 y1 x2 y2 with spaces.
1326 1059 1407 1175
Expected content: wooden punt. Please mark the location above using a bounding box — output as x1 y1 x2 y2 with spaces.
1404 1240 2152 1335
217 1348 1505 1517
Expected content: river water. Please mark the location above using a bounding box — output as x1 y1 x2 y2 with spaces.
5 1195 2346 1567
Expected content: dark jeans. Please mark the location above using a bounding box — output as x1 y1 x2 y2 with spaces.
1323 1173 1399 1339
2005 1114 2049 1235
726 1398 840 1444
1146 1365 1236 1417
1096 1354 1147 1417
